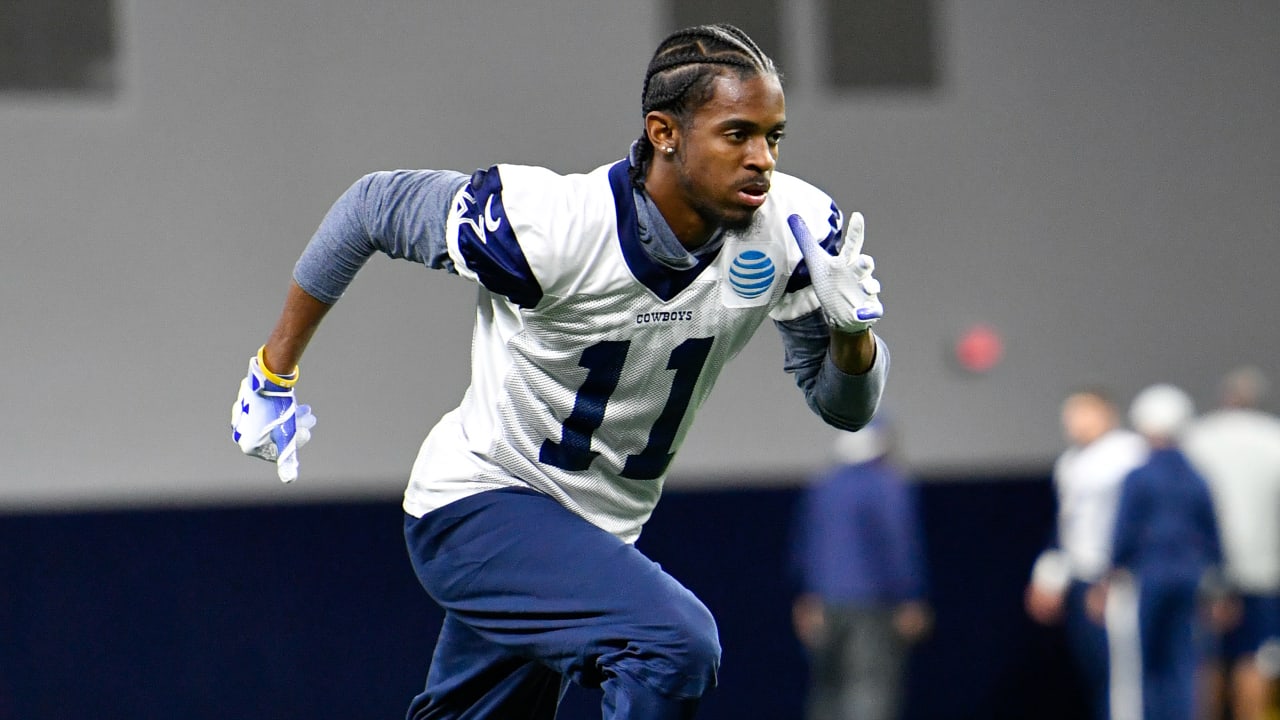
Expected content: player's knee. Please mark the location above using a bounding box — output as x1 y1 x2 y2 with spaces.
616 592 722 699
673 595 722 681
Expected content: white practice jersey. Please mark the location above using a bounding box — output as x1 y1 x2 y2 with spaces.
1054 429 1149 582
401 159 843 542
1184 409 1280 593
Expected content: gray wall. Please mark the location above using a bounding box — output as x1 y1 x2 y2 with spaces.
3 0 1278 510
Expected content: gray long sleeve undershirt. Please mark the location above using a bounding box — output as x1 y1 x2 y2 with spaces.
293 168 886 431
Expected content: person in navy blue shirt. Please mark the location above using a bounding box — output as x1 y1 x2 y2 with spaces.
1093 384 1227 720
790 418 930 720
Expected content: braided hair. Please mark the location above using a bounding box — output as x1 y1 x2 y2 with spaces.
630 24 779 189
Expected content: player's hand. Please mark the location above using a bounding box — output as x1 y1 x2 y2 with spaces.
1085 580 1108 625
892 601 934 643
788 212 883 334
1025 583 1065 625
792 594 826 649
231 347 316 483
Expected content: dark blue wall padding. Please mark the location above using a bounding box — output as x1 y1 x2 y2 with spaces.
0 477 1090 720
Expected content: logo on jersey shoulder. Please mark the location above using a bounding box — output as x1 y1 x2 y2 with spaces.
484 196 502 233
728 250 776 299
446 166 544 309
452 191 504 244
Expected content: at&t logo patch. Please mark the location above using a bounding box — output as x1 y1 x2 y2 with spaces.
728 250 776 299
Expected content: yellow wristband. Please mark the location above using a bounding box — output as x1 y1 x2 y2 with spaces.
257 345 299 388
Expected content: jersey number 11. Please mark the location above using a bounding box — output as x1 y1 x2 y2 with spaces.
539 337 714 480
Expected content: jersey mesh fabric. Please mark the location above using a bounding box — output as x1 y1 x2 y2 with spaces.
404 161 835 542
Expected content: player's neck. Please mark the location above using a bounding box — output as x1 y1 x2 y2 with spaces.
643 170 714 250
1077 426 1113 447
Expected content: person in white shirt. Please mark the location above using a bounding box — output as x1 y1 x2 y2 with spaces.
1026 388 1148 720
1183 366 1280 720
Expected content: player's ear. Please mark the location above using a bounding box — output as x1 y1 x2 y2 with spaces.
645 111 679 153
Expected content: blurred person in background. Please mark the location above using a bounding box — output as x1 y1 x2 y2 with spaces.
790 418 931 720
1092 384 1228 720
1026 388 1149 720
1184 367 1280 720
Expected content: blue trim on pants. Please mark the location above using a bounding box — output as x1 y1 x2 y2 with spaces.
403 487 720 720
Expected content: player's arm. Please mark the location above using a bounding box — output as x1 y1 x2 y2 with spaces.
776 209 888 429
829 328 877 375
1109 471 1144 571
272 168 469 367
232 169 468 482
261 281 332 373
292 169 470 305
776 311 888 431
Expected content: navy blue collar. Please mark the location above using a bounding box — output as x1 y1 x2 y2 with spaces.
607 159 721 302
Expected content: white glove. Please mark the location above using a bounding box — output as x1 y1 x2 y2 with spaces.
231 348 316 483
788 212 883 333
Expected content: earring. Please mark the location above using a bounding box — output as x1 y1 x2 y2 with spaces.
664 146 675 155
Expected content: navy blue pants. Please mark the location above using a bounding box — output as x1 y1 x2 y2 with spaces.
403 488 721 719
1135 577 1201 720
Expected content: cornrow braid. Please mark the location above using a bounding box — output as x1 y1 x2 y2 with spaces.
630 23 779 189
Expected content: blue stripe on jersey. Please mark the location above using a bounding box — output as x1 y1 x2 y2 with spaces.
608 160 719 302
454 167 543 309
785 201 845 294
